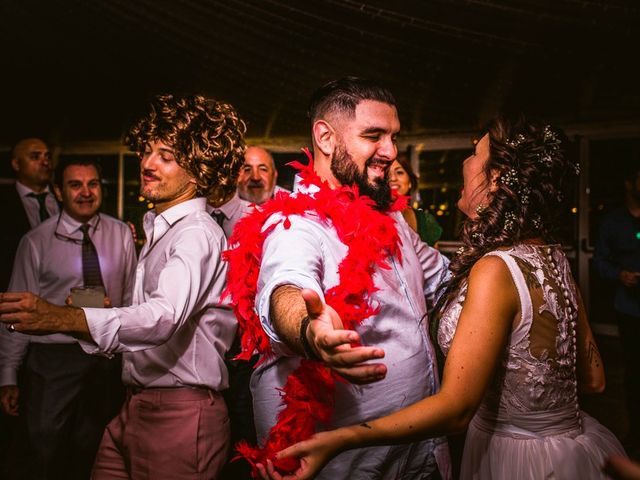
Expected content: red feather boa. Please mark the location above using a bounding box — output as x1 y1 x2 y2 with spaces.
223 149 407 476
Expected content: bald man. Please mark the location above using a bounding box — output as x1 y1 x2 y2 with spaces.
1 138 59 291
237 146 287 205
0 138 58 478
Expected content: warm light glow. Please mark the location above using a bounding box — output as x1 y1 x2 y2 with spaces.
147 203 154 209
439 203 447 210
436 210 444 216
138 196 145 202
571 207 577 214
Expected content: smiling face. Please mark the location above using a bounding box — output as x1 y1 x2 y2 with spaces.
329 100 399 209
140 140 197 213
458 134 494 219
388 160 412 196
237 146 277 204
54 164 102 223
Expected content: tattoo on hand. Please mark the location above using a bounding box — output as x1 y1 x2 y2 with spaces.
587 341 601 367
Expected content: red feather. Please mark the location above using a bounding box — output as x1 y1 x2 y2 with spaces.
223 152 406 477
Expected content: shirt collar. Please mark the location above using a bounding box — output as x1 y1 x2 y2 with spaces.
58 210 100 236
207 192 247 219
16 181 52 198
293 174 320 195
144 197 206 246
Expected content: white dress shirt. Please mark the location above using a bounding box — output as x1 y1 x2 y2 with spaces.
0 211 137 386
206 192 252 239
15 181 59 228
252 184 451 479
80 198 237 391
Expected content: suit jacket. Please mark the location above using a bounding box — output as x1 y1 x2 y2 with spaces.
0 184 31 291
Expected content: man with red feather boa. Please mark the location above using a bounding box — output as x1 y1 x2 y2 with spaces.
225 77 451 479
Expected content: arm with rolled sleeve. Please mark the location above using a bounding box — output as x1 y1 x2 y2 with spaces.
81 225 225 354
255 214 327 347
0 236 40 385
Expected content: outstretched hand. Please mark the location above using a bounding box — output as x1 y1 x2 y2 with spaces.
256 430 347 480
301 288 387 384
0 292 59 334
0 291 90 339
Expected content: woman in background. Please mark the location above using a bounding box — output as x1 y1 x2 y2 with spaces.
388 153 443 246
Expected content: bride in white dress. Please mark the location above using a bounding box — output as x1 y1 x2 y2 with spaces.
258 115 626 480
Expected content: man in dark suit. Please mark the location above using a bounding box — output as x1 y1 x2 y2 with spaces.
0 137 58 291
0 137 58 479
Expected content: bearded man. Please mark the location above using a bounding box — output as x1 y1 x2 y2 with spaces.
225 77 451 479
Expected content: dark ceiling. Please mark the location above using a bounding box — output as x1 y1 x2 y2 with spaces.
1 0 639 146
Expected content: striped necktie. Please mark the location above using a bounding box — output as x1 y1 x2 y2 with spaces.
27 192 50 222
80 224 104 287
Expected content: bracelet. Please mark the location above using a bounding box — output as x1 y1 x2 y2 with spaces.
299 315 321 361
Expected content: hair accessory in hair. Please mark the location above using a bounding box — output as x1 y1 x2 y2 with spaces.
456 246 465 256
507 133 526 148
543 125 557 142
519 186 530 205
532 214 542 230
500 168 519 188
539 125 561 167
475 203 487 215
504 211 517 231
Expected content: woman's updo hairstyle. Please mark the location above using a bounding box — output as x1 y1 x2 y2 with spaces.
446 114 579 295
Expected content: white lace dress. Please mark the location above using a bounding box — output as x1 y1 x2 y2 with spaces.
438 244 625 479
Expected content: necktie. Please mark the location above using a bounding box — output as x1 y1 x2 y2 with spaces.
80 224 104 287
211 210 226 228
27 192 50 222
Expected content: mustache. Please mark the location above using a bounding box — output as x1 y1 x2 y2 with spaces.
247 179 265 188
366 158 391 168
142 169 160 181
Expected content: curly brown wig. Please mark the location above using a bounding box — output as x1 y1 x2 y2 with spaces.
125 94 246 198
439 114 579 309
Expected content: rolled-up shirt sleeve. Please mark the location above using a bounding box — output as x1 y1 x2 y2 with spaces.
256 214 327 346
80 226 224 354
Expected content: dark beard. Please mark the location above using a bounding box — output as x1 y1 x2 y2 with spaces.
330 145 392 211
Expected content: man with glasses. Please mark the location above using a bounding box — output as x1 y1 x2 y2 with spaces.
0 157 137 480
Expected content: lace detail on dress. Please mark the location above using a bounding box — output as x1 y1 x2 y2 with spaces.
438 244 581 423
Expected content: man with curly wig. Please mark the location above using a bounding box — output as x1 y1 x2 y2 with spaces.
0 94 247 479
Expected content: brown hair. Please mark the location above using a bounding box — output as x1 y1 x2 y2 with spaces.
308 76 396 123
437 114 577 311
126 94 246 198
394 153 419 195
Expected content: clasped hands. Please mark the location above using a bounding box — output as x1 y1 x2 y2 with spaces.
300 288 387 385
